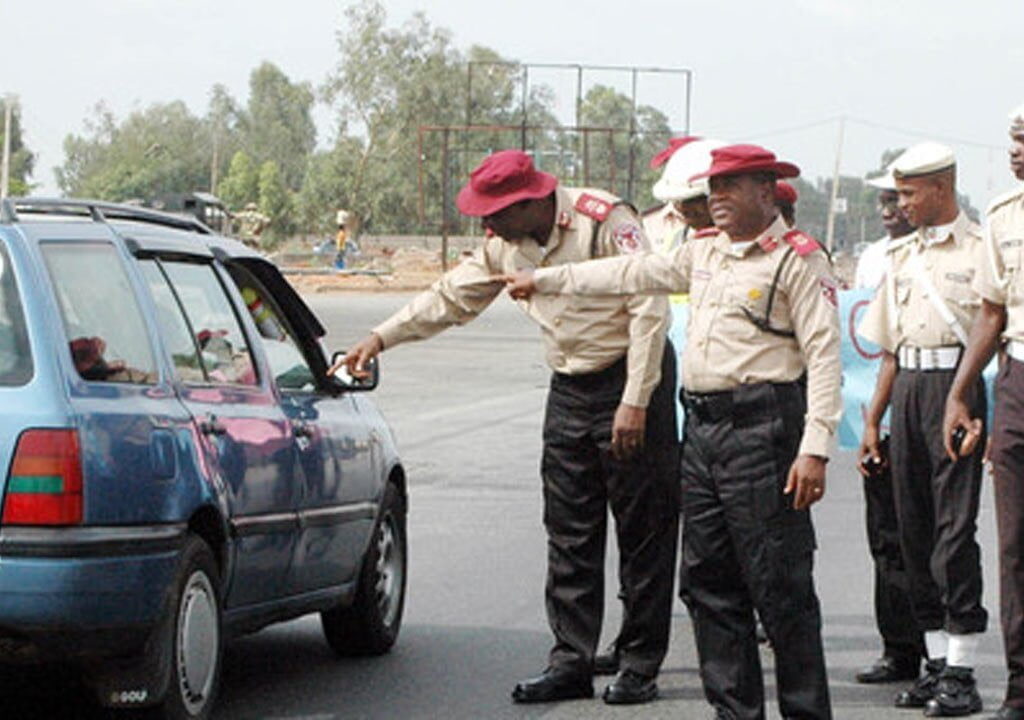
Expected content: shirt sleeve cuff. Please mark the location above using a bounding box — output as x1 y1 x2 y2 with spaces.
798 424 835 459
620 381 652 408
974 279 1006 305
372 319 404 350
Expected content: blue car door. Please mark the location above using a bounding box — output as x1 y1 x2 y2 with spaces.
137 257 302 607
224 262 377 594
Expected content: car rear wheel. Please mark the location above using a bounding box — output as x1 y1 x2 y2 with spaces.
151 535 222 720
321 482 406 656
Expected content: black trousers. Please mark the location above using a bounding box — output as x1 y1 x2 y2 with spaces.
543 343 680 677
679 380 831 720
889 368 988 637
991 357 1024 708
863 457 924 662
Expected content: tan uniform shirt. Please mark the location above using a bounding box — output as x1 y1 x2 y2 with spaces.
532 215 841 457
642 203 689 255
373 186 669 407
858 212 984 352
975 186 1024 342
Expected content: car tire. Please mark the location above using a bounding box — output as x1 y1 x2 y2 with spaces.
149 535 223 720
321 482 406 656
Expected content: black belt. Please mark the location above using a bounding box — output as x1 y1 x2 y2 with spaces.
681 379 804 424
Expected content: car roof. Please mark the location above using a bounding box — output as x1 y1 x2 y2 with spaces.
0 197 326 339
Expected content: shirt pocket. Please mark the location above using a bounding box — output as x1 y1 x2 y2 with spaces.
1002 239 1024 300
942 268 978 309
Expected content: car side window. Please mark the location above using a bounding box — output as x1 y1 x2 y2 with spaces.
0 242 32 386
227 265 317 392
41 242 157 384
137 260 207 384
158 260 258 387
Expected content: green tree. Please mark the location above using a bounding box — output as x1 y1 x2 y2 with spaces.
257 160 292 243
0 98 35 195
578 84 671 209
217 151 259 210
244 63 316 192
56 101 209 201
205 84 245 193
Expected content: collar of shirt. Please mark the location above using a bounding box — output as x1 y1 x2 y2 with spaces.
918 210 970 248
714 215 789 258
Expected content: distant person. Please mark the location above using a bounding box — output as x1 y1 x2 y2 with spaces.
858 142 988 717
331 150 680 706
641 136 704 253
944 101 1024 720
853 158 925 687
235 202 270 249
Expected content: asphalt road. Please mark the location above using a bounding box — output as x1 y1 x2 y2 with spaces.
3 291 1006 719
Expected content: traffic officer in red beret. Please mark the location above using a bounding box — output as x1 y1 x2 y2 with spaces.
858 142 988 717
332 150 680 705
500 143 841 719
944 104 1024 720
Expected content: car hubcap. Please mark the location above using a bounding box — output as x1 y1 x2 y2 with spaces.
375 515 404 627
177 570 218 714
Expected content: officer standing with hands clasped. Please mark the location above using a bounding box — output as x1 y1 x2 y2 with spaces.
331 150 680 706
501 143 841 719
944 102 1024 720
857 142 988 717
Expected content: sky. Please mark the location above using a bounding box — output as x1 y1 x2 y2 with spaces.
3 0 1022 218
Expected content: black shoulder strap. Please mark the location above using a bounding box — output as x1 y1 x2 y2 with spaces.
589 201 637 259
739 246 797 338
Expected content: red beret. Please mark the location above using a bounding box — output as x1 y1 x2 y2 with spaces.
456 150 558 217
689 144 800 182
649 136 702 169
774 181 798 206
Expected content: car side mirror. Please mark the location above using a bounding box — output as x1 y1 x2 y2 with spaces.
329 351 379 392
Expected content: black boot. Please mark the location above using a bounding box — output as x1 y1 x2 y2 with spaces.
924 666 982 717
895 658 946 708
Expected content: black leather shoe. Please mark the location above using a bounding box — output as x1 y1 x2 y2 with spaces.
990 706 1024 720
924 666 982 717
602 669 658 705
895 659 946 708
594 641 620 675
856 655 921 684
511 668 593 703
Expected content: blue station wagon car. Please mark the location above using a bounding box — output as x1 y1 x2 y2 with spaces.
0 198 407 718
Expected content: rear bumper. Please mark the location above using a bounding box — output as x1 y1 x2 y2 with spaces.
0 524 185 662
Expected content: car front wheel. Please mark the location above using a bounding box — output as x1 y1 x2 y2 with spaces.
321 482 406 656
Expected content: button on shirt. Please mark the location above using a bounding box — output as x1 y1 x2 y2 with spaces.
858 211 984 352
372 186 669 408
975 186 1024 342
531 215 841 457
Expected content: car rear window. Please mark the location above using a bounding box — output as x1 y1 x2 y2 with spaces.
0 241 32 386
41 243 157 384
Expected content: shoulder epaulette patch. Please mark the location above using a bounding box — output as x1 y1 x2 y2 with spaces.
692 227 719 239
783 229 821 257
575 193 614 222
987 186 1024 216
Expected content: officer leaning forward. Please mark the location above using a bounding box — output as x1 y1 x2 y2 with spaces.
858 142 988 717
502 143 841 719
944 102 1024 720
331 150 680 706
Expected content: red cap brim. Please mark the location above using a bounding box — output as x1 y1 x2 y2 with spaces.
689 160 800 183
456 171 558 217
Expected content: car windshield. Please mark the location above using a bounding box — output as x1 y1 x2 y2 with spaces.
0 241 33 386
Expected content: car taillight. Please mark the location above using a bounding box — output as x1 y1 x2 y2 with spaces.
3 429 83 526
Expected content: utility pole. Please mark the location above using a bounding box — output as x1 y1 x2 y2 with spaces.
0 95 14 200
825 116 845 252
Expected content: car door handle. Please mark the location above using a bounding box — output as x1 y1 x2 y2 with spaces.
292 421 314 438
199 416 227 436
